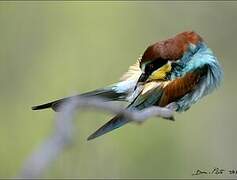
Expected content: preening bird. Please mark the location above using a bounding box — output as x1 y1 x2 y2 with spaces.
32 31 223 140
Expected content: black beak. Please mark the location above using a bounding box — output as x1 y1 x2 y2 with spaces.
134 73 148 91
137 73 148 83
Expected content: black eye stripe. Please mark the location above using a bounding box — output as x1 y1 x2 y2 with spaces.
145 59 168 74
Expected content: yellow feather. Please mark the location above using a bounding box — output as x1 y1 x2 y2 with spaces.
148 63 171 81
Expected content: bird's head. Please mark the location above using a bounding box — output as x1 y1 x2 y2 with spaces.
137 31 203 83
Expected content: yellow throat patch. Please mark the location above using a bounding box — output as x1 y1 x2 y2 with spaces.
148 63 171 81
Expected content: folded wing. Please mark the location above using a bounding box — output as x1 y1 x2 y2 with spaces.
158 66 208 109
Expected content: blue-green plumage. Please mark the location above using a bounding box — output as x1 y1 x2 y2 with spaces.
170 42 223 111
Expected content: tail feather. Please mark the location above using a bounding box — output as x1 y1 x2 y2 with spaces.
87 115 129 141
32 88 126 111
31 95 79 111
87 85 164 140
31 101 55 110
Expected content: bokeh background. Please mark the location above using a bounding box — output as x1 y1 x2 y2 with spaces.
0 1 236 178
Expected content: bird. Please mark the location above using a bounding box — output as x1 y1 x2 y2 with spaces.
32 31 223 141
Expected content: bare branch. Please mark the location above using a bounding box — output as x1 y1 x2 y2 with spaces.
19 98 78 178
19 95 174 178
66 96 175 121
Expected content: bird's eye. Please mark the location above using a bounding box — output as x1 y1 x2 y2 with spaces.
149 64 154 69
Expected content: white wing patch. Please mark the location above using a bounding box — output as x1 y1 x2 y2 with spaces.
111 56 143 102
119 55 142 82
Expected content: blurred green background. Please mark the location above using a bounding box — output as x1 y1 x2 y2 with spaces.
0 1 236 178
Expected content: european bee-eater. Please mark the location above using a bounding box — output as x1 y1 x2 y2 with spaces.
32 31 223 140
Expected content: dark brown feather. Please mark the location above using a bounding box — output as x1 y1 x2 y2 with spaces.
141 31 203 64
158 67 207 107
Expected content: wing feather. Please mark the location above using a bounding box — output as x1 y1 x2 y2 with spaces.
119 56 142 81
158 67 207 107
